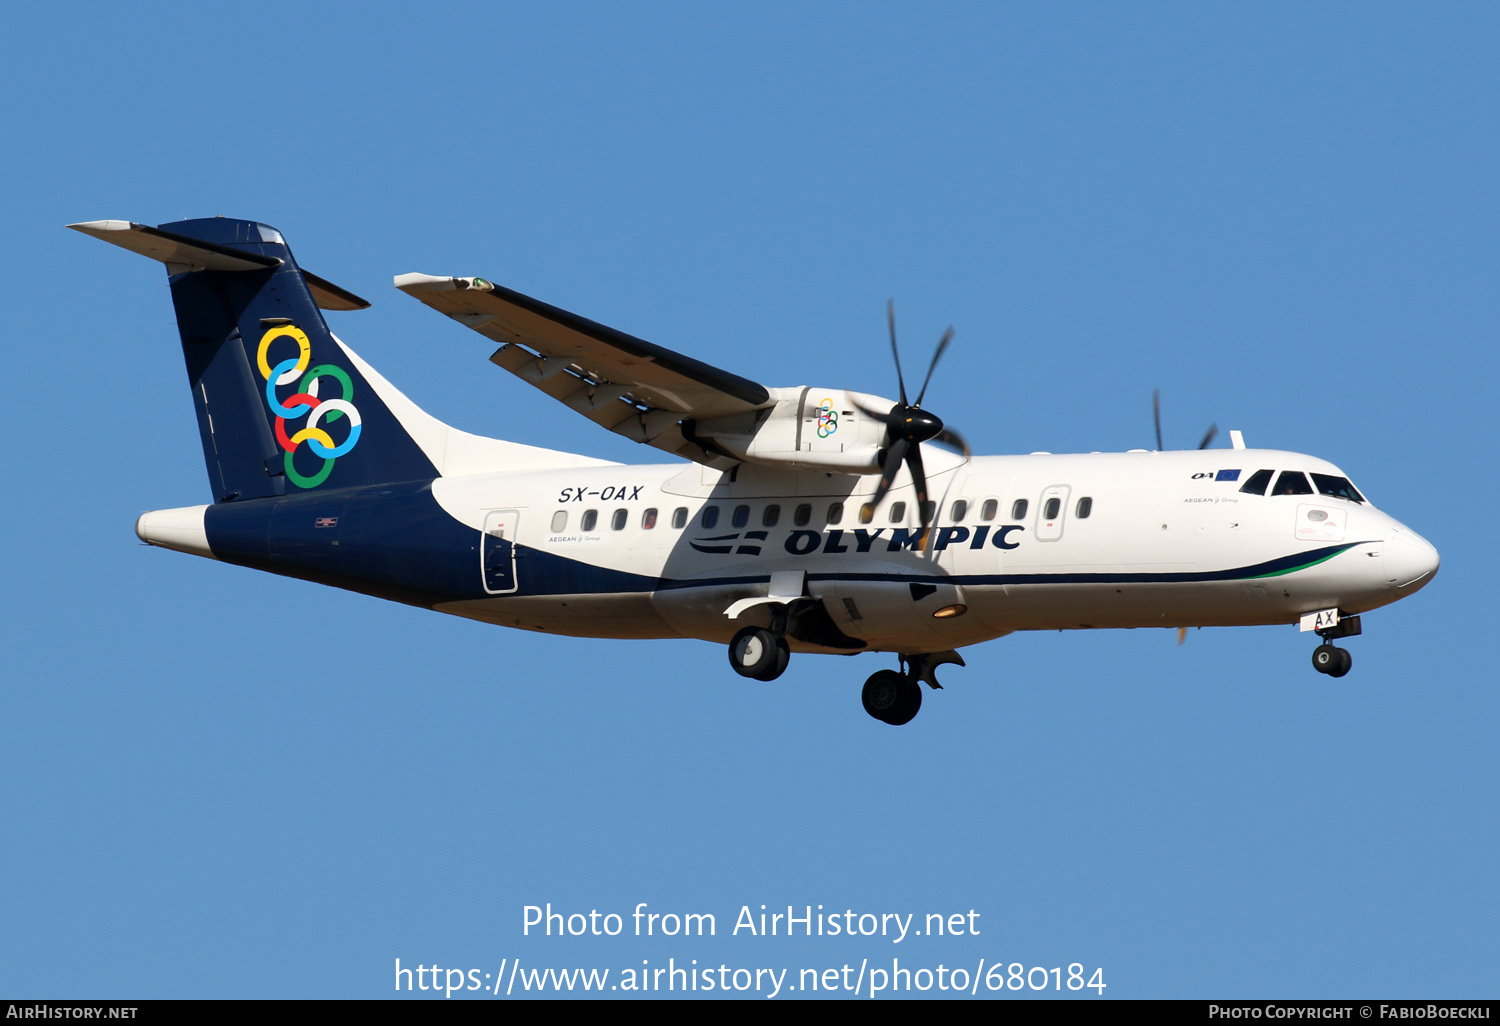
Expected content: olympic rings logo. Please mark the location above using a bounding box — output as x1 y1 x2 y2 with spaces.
815 397 839 439
256 325 361 489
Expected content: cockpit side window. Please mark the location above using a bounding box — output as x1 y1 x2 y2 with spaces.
1271 471 1314 496
1311 473 1365 503
1239 469 1274 495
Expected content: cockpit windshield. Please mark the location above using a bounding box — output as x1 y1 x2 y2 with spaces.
1311 473 1365 503
1271 471 1313 496
1241 468 1367 503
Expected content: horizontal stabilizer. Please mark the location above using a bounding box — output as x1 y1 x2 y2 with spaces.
68 220 369 310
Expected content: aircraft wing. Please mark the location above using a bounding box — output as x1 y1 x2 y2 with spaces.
395 273 771 466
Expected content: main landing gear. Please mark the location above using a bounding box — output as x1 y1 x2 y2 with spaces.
862 670 922 725
725 615 963 725
728 625 790 681
860 652 963 726
1311 644 1352 677
1310 614 1361 678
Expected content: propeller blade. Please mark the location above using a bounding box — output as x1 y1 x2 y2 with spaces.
1177 626 1188 646
887 299 908 406
932 427 971 458
912 326 954 408
869 438 909 511
1153 389 1163 451
852 398 900 427
906 447 931 542
1197 423 1219 450
907 448 929 511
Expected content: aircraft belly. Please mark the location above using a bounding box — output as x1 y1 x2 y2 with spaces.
982 579 1290 631
808 575 983 651
652 580 771 646
435 593 679 638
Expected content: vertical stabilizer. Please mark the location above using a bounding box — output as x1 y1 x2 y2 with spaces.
72 218 439 501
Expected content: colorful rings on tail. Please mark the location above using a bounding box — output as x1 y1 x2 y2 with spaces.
256 326 362 489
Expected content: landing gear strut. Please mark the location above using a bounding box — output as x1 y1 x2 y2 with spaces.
728 625 790 681
1310 614 1360 678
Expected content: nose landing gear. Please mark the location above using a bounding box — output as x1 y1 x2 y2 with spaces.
1311 643 1352 677
1310 614 1360 678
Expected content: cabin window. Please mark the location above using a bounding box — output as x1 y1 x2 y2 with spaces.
611 508 627 530
1272 471 1314 496
919 501 935 524
1043 497 1061 519
732 505 750 528
763 505 781 527
550 511 567 533
950 499 968 521
581 509 599 532
1076 497 1093 519
1311 473 1365 503
980 498 998 521
701 505 720 528
671 507 688 529
1240 469 1274 496
1011 498 1029 520
794 503 812 526
859 503 875 524
641 508 658 529
827 502 844 525
888 502 907 523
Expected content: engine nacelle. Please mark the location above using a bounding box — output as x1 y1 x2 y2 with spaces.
692 387 894 473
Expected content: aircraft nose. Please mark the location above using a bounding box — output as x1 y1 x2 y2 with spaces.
1383 524 1440 594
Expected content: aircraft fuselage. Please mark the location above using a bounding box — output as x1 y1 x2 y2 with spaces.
137 446 1437 654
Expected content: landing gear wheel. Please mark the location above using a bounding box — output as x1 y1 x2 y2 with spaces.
1311 644 1338 675
861 670 923 725
1312 644 1352 677
1329 647 1352 678
728 626 790 681
767 634 791 680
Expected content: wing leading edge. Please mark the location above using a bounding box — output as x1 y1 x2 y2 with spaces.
395 273 771 467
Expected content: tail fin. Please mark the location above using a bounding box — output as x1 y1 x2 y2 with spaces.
71 218 438 501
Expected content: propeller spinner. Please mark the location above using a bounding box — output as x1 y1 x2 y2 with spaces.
853 301 970 546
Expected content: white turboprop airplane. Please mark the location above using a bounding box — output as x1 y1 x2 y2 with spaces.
76 217 1440 724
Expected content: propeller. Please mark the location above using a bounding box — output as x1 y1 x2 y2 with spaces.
1153 388 1218 451
852 300 970 546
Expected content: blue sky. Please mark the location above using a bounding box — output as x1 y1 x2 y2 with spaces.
1 2 1494 998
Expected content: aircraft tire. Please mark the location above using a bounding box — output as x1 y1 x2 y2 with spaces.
1328 648 1353 678
729 626 788 681
1311 644 1339 675
862 670 922 725
765 636 791 681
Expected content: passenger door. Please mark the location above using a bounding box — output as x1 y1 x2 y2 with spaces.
481 509 521 594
